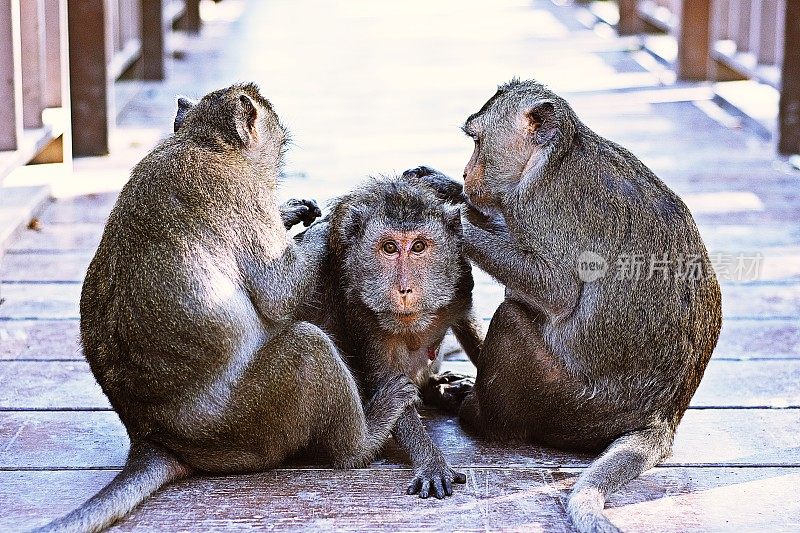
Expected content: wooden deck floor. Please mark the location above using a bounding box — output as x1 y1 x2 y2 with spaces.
2 0 800 531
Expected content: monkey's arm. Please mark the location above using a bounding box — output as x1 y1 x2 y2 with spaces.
451 310 483 365
242 222 330 321
391 406 467 499
462 209 580 318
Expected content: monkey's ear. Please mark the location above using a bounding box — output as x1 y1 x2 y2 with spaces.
235 94 260 147
523 100 555 135
174 97 195 132
330 204 366 255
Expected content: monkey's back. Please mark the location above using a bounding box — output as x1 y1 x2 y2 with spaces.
80 139 270 437
521 130 722 430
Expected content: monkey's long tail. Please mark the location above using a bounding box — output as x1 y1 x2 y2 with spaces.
31 441 190 533
566 424 673 533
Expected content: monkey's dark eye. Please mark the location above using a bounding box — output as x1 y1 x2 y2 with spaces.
382 241 399 254
411 240 427 253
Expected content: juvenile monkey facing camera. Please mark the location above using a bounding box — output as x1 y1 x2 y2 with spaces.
416 79 722 533
298 174 484 499
34 84 417 533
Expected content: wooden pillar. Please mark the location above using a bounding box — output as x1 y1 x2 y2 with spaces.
180 0 201 33
675 0 711 81
617 0 642 35
20 0 46 129
43 0 64 108
779 1 800 155
139 0 164 80
68 0 109 156
0 0 22 151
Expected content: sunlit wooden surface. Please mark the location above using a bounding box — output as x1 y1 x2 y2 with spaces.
1 1 799 531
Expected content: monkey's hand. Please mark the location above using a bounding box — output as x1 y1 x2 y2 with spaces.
280 198 322 230
402 166 466 204
422 372 475 414
407 454 467 499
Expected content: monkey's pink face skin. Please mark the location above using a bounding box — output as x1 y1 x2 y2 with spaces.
375 230 434 323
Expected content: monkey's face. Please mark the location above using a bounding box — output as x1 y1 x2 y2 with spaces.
462 81 563 210
347 221 462 334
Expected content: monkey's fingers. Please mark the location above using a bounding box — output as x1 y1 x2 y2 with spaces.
453 470 467 484
406 477 422 496
419 479 432 499
443 476 453 497
431 477 446 499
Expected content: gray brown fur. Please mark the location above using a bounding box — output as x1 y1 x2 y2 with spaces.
297 175 483 499
35 84 417 533
414 79 722 532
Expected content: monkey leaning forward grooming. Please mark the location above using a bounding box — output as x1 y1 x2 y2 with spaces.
33 83 417 533
297 175 484 499
413 79 722 533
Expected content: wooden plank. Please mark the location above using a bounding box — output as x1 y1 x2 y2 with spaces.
1 250 92 282
0 319 81 360
714 319 800 360
1 409 798 470
7 222 105 252
720 284 800 319
0 361 105 409
0 0 23 151
38 192 117 224
3 315 788 363
675 0 711 80
778 0 800 154
139 0 164 80
4 467 799 533
67 0 109 156
0 283 81 319
2 358 798 410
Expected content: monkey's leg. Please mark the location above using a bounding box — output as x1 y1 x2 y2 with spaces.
392 406 467 499
567 425 673 533
292 328 418 470
328 374 419 469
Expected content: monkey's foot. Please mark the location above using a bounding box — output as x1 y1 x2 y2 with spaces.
406 457 467 499
422 372 475 414
280 198 322 229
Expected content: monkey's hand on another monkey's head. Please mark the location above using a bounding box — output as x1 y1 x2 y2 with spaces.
280 198 323 230
401 166 466 205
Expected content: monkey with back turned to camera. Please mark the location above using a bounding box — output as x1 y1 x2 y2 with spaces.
34 83 417 533
412 79 722 532
297 175 484 499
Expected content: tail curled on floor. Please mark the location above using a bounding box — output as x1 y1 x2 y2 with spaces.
567 425 673 533
31 441 190 533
